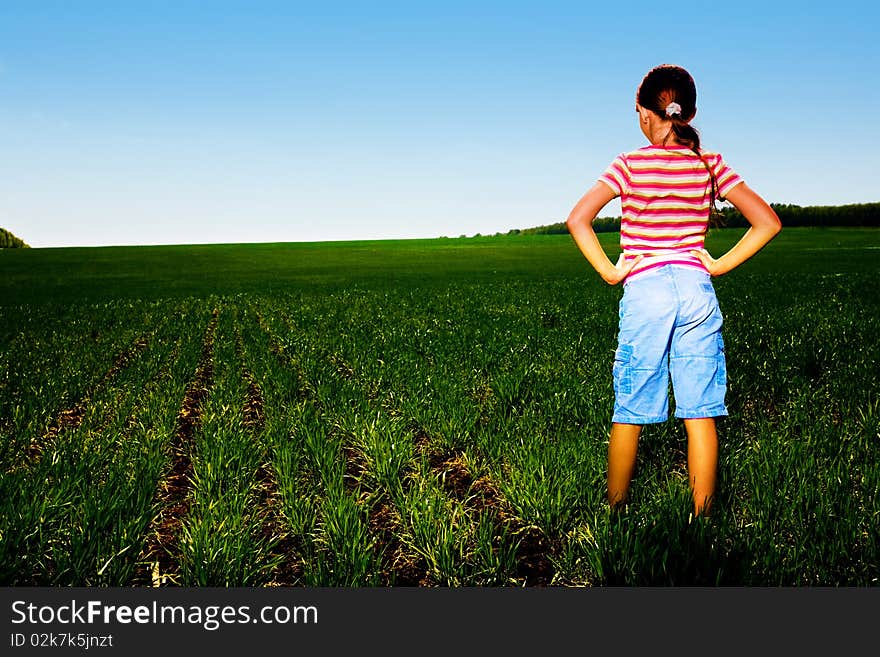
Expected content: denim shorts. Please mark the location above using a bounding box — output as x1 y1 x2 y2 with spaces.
612 265 728 424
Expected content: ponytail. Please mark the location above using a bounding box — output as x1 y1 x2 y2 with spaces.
669 116 723 228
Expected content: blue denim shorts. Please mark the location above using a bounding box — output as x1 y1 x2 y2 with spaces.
612 265 728 424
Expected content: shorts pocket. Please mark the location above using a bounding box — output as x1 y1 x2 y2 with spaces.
715 334 727 386
613 344 633 395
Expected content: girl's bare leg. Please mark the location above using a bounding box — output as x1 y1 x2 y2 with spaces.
607 423 642 508
684 418 718 516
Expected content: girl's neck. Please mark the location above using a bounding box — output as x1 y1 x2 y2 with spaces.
649 129 684 147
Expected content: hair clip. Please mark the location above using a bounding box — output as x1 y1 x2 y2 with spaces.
665 102 682 117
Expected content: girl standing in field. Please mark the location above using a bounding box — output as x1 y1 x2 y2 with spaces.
566 64 781 516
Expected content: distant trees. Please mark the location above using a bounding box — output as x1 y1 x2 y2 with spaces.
501 216 620 236
716 202 880 229
498 201 880 237
0 228 29 248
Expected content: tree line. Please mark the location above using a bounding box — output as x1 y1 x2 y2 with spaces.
498 201 880 236
0 228 29 248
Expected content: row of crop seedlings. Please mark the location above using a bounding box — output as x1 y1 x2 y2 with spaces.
0 300 170 472
252 294 405 585
237 299 321 583
134 301 220 586
0 298 209 585
260 291 524 586
305 286 535 584
238 299 385 585
290 282 626 585
249 293 496 586
171 304 281 586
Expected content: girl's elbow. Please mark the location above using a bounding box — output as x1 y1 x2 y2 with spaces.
755 207 782 237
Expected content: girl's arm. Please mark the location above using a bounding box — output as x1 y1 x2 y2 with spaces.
566 182 642 285
691 182 782 276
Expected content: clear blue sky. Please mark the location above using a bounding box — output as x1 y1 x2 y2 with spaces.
1 1 877 247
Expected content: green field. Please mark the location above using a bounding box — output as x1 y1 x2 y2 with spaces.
1 227 878 586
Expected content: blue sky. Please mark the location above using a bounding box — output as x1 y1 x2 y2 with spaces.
0 1 877 247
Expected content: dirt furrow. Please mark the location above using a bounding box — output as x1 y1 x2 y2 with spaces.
235 322 305 585
135 310 218 586
339 442 430 586
425 445 556 586
254 311 317 405
307 346 428 585
235 327 266 433
264 313 428 586
20 333 152 467
323 343 558 586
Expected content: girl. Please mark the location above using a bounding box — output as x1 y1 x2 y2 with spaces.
566 64 781 516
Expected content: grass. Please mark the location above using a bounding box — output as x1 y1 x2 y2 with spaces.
0 227 877 586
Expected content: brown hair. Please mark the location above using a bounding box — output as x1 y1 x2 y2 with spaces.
637 64 723 225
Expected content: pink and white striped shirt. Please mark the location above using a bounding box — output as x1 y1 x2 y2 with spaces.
598 144 743 282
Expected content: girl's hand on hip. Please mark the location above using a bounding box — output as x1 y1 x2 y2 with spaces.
690 249 724 276
604 253 643 285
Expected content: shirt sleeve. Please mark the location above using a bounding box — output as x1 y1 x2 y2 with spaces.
598 154 629 197
708 152 744 199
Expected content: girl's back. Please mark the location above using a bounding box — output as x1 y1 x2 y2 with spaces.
602 144 741 281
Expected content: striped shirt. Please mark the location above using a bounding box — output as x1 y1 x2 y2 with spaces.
598 144 743 282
